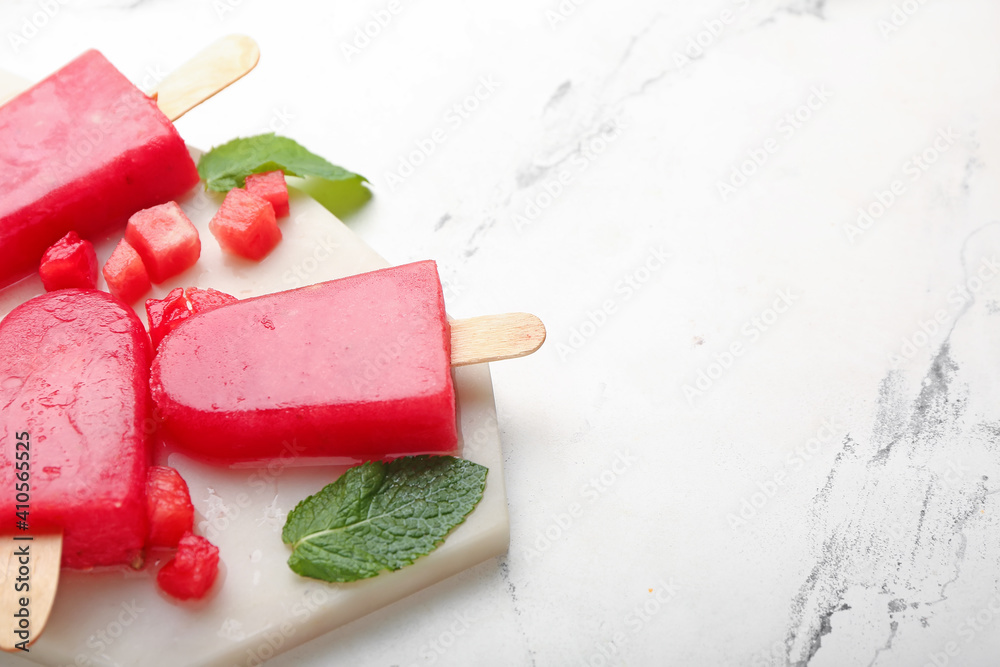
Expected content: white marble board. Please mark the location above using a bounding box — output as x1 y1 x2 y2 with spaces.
0 73 510 667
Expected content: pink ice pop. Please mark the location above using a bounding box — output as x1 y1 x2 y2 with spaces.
0 290 151 568
151 261 457 463
0 50 200 287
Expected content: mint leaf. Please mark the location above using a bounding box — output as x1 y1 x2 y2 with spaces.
197 133 366 192
282 456 488 583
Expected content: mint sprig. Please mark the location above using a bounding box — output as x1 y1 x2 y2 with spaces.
282 456 488 583
197 133 366 192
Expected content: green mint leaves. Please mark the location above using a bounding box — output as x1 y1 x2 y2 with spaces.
197 133 366 192
282 456 488 583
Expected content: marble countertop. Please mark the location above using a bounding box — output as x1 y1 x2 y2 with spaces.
2 0 999 665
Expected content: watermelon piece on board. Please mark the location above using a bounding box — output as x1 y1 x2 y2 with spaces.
157 533 221 600
103 239 151 305
209 189 281 261
125 201 201 283
39 231 98 291
146 466 195 549
244 171 289 218
146 288 191 349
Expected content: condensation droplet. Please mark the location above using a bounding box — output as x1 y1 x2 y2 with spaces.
2 377 23 390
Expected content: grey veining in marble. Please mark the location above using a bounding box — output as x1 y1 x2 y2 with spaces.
1 0 999 665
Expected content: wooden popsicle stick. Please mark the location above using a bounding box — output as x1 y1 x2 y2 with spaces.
153 34 260 122
0 532 62 652
450 313 546 366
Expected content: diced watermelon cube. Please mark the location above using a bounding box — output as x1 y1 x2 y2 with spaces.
146 287 239 349
209 189 281 261
103 239 151 304
146 466 195 549
244 171 289 218
38 231 98 291
125 201 201 283
146 288 191 349
187 287 238 313
157 532 220 600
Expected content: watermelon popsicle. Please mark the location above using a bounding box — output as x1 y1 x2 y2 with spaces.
0 290 152 568
0 49 202 288
151 260 543 464
151 261 457 463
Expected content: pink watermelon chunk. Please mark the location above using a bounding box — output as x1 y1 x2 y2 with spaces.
187 287 239 313
157 533 220 600
209 189 281 261
103 239 151 304
244 171 290 218
146 287 238 349
125 201 201 283
146 466 195 549
145 288 191 349
38 231 98 291
0 290 151 568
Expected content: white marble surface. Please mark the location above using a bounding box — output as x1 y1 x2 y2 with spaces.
2 1 1000 666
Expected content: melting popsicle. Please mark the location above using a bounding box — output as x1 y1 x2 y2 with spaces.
151 260 456 462
0 290 151 568
151 260 544 464
0 50 201 288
